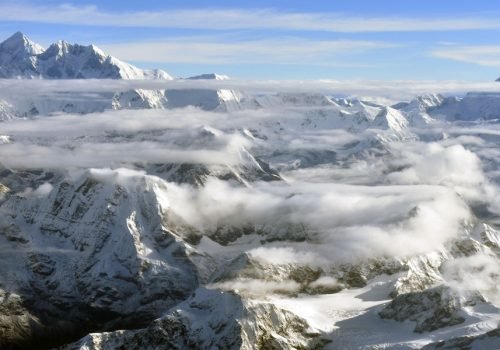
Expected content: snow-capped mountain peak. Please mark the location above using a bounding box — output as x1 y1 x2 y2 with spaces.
0 32 172 80
0 32 44 78
0 31 44 58
415 93 445 108
188 73 230 80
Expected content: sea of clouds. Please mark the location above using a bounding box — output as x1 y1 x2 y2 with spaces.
1 79 500 300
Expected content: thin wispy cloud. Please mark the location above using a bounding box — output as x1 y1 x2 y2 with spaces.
101 38 395 65
1 3 500 32
432 45 500 67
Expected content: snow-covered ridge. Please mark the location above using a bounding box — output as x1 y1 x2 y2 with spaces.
0 32 252 117
0 32 172 80
1 163 499 349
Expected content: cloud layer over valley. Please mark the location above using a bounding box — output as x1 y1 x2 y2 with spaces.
1 78 500 349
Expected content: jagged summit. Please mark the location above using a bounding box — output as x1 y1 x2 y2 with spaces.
0 32 172 80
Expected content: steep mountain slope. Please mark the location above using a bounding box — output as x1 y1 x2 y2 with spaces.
61 287 328 350
2 170 497 349
0 32 44 78
0 170 200 349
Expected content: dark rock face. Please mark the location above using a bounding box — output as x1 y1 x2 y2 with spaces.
379 285 483 333
61 287 329 350
63 288 245 350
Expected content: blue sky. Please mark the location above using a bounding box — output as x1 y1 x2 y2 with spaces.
2 0 500 79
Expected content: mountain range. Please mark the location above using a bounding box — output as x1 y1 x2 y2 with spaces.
0 32 500 350
0 32 171 80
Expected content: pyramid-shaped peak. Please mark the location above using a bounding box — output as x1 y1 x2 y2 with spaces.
3 31 28 43
5 31 26 41
0 32 44 54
